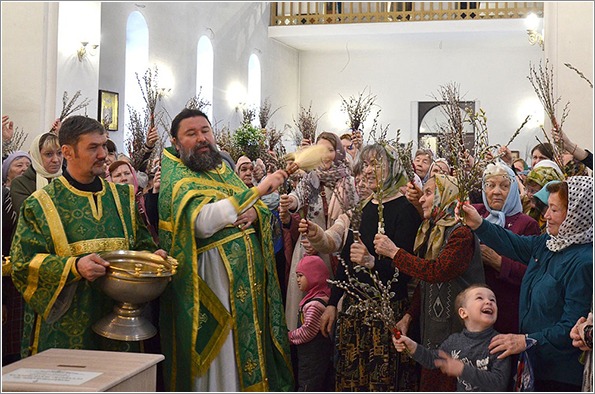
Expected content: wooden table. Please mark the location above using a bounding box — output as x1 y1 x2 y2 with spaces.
2 348 164 392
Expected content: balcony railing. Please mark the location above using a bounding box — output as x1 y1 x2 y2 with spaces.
271 2 544 25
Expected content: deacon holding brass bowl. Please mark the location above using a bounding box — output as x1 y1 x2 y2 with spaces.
10 116 168 358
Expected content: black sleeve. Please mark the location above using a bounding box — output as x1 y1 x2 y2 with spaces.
144 191 159 229
581 150 593 170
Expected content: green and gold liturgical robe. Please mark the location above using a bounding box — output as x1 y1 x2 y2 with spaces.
158 147 293 392
10 176 157 358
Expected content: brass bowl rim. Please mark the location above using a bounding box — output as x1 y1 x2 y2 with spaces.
99 250 178 278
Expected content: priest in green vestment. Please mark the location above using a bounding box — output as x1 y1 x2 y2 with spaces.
10 116 166 358
158 108 294 391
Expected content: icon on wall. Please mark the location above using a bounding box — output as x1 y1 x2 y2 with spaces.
98 90 119 131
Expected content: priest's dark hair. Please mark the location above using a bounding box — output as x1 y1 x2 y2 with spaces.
59 116 106 147
170 108 211 139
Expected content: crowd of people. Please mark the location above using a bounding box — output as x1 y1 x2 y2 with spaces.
2 110 593 392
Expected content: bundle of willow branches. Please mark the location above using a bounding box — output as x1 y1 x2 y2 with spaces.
125 65 165 170
259 98 283 129
292 102 322 145
2 127 28 156
327 255 400 332
340 86 378 133
50 91 91 133
185 87 211 112
137 65 161 129
434 82 496 205
528 60 569 159
213 123 241 162
125 105 149 170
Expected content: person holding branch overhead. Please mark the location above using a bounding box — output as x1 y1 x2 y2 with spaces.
459 176 593 392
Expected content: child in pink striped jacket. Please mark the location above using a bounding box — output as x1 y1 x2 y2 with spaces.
289 255 334 391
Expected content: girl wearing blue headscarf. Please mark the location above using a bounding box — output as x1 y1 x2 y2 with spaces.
472 162 540 336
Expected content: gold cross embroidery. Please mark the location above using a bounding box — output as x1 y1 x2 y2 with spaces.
236 285 248 303
254 282 263 296
244 357 259 377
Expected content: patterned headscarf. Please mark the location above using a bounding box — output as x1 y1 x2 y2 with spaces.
481 162 522 227
414 174 460 260
546 176 593 252
358 143 408 199
298 132 350 218
526 160 564 187
316 132 346 168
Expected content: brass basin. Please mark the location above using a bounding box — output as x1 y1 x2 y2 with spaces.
92 250 178 341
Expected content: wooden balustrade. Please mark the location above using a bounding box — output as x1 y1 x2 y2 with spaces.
271 2 544 25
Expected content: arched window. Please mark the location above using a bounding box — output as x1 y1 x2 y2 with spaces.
247 54 261 121
125 11 149 149
196 36 214 120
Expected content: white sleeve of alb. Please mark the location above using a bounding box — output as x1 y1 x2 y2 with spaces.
194 199 238 238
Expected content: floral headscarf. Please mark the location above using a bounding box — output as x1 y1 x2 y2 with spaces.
414 174 460 260
481 162 522 228
358 143 408 199
526 160 564 187
546 176 593 252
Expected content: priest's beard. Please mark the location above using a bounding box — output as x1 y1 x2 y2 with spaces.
179 142 222 172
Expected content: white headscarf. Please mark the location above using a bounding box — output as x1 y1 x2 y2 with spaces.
546 176 593 252
29 133 62 191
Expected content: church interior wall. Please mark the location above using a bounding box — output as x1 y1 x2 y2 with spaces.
1 2 592 161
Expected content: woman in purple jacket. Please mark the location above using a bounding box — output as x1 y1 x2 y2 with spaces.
472 162 540 335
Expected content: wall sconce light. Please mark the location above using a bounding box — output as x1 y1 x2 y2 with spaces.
158 87 172 98
77 41 99 61
525 13 544 51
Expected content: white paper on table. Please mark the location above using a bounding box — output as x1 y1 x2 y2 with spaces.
2 368 103 386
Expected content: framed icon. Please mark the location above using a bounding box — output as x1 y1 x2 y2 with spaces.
98 90 119 131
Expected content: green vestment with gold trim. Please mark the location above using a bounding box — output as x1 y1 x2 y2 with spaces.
158 147 294 392
10 176 157 358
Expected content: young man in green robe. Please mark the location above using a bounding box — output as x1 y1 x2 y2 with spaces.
10 116 166 358
158 108 294 391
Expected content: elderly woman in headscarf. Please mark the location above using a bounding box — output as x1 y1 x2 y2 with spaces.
298 143 422 391
2 150 31 189
235 155 254 188
108 160 158 244
413 148 434 185
10 133 62 213
279 131 351 332
462 176 593 392
471 162 540 337
429 157 451 177
522 159 565 231
374 173 484 392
